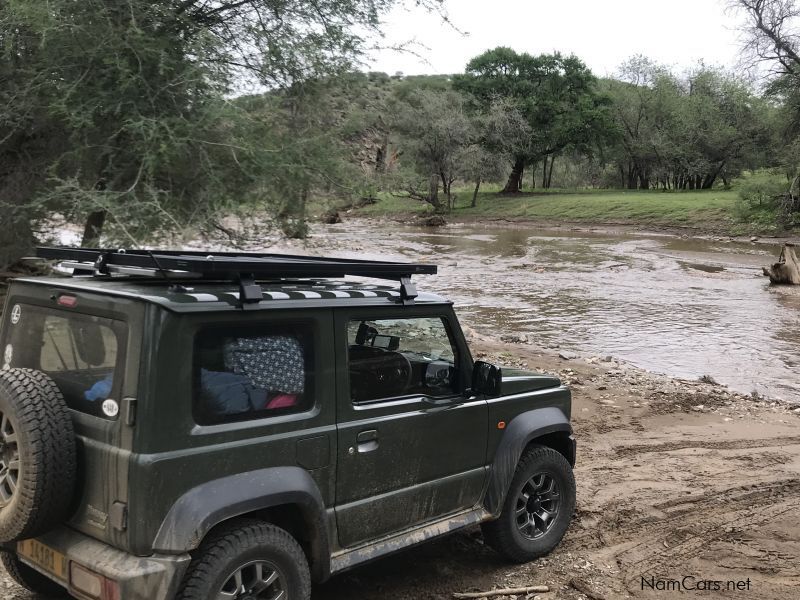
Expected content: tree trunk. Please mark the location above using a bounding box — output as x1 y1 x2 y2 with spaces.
428 174 442 212
531 163 537 189
81 210 108 247
472 178 481 207
546 155 556 188
0 209 34 271
501 157 525 194
541 157 548 189
763 243 800 284
440 172 454 212
702 162 725 189
627 164 638 189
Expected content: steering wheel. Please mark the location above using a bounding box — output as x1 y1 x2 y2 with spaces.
374 352 413 394
351 351 413 399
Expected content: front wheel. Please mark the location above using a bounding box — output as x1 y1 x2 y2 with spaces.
176 520 310 600
481 445 576 562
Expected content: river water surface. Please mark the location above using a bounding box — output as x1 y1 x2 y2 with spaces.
316 221 800 403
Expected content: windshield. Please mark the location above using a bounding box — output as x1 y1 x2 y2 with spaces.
3 304 126 419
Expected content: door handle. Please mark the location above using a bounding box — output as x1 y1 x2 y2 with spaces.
356 429 379 453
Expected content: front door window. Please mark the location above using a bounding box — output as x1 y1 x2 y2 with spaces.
347 317 458 402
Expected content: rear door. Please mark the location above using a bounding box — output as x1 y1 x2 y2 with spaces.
333 305 488 548
0 285 141 551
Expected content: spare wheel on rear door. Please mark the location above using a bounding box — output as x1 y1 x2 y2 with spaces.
0 368 77 542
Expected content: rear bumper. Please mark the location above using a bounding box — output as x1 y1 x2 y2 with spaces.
5 527 190 600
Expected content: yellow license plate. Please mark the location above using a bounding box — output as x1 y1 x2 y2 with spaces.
17 539 68 582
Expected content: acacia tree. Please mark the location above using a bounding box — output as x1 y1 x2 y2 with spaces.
457 100 531 206
603 57 770 190
0 0 445 268
733 0 800 219
454 48 614 193
390 89 474 212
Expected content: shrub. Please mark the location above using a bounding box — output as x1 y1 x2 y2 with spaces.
733 170 792 229
737 170 788 209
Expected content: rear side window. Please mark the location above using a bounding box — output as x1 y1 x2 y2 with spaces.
194 324 315 424
3 304 126 419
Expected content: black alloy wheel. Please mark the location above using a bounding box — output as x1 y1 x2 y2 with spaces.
218 560 286 600
0 411 20 508
514 472 561 540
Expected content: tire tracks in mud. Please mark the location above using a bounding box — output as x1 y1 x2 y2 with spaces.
570 478 800 596
613 435 800 458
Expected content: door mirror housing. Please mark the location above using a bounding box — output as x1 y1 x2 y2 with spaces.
472 361 502 397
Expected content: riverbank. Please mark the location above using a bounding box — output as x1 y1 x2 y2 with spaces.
342 187 795 239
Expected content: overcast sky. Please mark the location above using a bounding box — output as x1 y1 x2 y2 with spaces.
367 0 745 78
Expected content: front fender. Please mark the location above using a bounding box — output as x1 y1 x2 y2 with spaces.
152 466 330 581
483 406 572 516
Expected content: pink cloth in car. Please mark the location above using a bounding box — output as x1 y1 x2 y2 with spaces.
266 393 298 410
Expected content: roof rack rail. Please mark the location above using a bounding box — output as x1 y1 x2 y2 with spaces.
36 247 437 307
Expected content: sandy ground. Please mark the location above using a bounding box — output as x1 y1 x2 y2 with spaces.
3 336 799 599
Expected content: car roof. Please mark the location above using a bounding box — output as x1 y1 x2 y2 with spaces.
11 276 449 313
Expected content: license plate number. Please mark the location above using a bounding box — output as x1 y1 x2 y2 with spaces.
17 539 68 582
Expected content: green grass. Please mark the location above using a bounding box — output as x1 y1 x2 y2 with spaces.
354 184 743 232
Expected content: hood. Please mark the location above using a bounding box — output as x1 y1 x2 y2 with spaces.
501 368 562 395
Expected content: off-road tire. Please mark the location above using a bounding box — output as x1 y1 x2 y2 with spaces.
481 445 576 563
0 369 76 542
1 551 69 597
177 520 311 600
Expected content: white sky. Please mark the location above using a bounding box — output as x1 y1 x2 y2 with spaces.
368 0 745 78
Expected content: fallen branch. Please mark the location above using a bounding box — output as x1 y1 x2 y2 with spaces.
453 586 549 599
569 578 607 600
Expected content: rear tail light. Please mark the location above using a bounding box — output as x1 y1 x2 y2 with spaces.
70 562 119 600
57 294 78 308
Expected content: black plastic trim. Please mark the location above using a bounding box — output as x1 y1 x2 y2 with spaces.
483 406 572 516
152 466 331 582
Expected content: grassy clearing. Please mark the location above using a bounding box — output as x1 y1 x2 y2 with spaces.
353 184 743 231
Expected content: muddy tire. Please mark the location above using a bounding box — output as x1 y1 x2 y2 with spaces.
481 445 576 563
177 520 311 600
0 551 69 597
0 369 76 542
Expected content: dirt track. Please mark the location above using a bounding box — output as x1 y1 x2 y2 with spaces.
3 338 800 599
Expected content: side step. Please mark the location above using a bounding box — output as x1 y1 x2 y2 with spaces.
329 507 490 575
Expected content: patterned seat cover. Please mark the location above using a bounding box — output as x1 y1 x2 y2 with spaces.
223 335 305 394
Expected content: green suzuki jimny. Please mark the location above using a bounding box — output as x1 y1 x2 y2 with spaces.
0 248 575 600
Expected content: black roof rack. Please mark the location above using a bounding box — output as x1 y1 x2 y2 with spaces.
36 247 437 307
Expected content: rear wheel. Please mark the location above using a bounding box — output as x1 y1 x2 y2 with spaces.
0 552 69 598
176 520 311 600
482 445 576 562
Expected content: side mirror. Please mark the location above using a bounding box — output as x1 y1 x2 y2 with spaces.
472 361 502 396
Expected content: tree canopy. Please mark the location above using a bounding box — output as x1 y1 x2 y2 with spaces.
0 0 445 266
454 48 615 192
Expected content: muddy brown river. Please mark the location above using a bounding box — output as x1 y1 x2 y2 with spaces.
311 221 800 404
